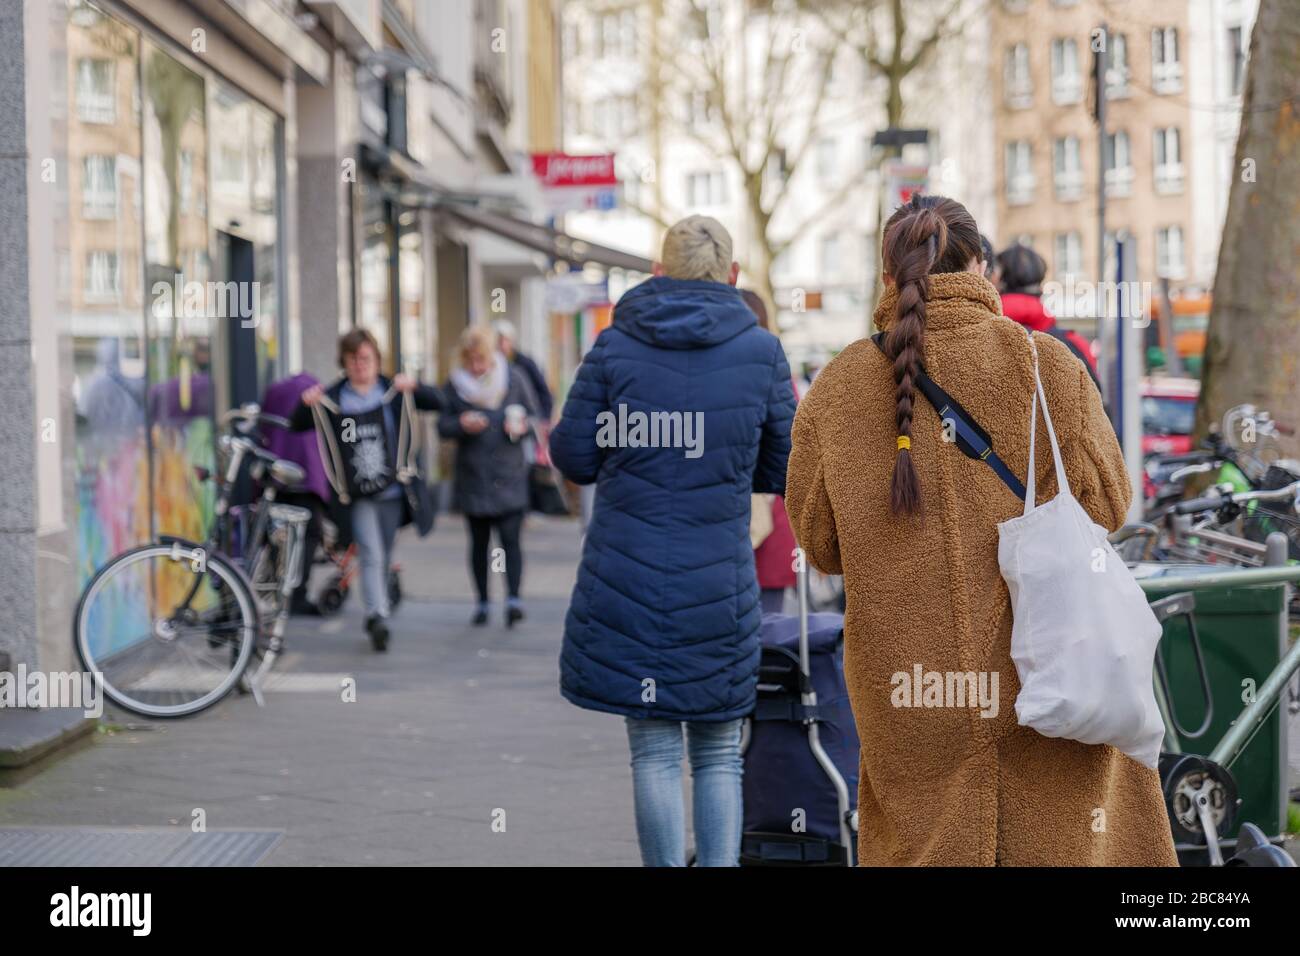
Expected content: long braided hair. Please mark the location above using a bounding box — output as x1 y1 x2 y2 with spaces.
880 194 983 516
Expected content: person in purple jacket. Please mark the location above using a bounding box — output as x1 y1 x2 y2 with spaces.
261 371 331 615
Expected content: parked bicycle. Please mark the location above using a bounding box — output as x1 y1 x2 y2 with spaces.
74 405 311 718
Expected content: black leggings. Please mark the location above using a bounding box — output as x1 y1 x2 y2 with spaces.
467 511 524 602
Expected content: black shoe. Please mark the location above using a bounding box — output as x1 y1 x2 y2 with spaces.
506 604 524 628
290 596 320 617
366 615 389 652
471 606 489 626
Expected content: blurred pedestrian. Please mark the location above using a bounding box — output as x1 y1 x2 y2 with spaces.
494 319 554 422
439 325 539 628
996 243 1101 389
262 370 330 616
979 233 997 282
785 193 1176 866
291 329 445 651
550 215 796 866
739 289 797 615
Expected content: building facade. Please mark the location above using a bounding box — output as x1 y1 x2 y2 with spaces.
559 0 997 368
0 0 562 680
990 0 1257 303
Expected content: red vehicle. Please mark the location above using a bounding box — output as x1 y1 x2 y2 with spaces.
1141 377 1200 456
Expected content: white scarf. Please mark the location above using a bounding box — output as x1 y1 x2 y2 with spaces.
450 352 510 409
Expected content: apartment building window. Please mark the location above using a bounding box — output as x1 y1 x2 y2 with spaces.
1005 140 1035 205
596 9 636 59
1004 43 1032 108
1053 136 1082 201
563 21 580 59
1153 127 1184 194
84 250 119 302
1103 130 1133 197
1055 232 1083 277
76 58 116 124
687 91 713 126
81 154 117 219
820 232 842 276
1105 33 1130 98
1156 226 1186 279
1227 25 1246 96
1002 0 1028 12
686 170 726 207
1050 38 1082 104
816 137 837 183
1151 27 1182 94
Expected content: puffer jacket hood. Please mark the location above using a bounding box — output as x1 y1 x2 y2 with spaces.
613 276 756 350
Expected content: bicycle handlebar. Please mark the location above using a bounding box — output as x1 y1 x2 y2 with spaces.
219 405 289 431
1173 480 1300 515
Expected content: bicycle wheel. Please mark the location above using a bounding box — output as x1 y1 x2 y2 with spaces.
242 505 310 685
74 541 258 718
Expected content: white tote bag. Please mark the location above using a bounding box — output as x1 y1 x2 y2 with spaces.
996 333 1166 769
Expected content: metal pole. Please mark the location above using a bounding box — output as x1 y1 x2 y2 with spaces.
1138 564 1300 592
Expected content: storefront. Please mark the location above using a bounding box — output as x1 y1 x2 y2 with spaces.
63 0 289 590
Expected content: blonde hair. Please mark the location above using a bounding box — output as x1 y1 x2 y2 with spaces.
459 325 497 365
660 215 733 283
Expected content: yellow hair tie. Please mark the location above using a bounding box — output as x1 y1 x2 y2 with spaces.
897 436 911 452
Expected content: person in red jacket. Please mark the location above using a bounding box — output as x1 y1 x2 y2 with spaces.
740 289 798 613
995 244 1101 390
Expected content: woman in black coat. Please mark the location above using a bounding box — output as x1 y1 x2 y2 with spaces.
438 325 540 627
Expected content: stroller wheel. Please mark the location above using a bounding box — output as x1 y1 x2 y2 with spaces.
317 577 346 617
387 568 402 610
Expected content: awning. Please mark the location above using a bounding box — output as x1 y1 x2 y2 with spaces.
439 203 653 274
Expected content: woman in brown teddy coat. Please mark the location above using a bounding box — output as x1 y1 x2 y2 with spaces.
785 194 1177 866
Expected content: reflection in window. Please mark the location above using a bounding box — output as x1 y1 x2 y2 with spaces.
207 79 283 394
142 39 213 539
399 211 425 376
67 0 151 589
84 251 120 300
81 154 117 218
76 58 116 124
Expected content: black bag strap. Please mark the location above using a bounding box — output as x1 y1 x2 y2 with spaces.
871 333 1026 501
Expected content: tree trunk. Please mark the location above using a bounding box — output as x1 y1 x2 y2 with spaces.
1197 0 1300 452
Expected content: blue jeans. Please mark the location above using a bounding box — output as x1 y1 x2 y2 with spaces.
624 717 744 867
350 495 403 618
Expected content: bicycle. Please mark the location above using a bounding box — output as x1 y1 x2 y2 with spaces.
74 405 312 718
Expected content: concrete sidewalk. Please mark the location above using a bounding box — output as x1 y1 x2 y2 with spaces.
0 515 644 866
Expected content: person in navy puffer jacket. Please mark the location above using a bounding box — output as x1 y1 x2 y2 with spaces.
550 215 796 867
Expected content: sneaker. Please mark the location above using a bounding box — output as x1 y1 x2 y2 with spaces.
366 614 390 652
506 604 524 628
471 605 489 626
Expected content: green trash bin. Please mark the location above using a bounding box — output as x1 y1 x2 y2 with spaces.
1139 566 1291 859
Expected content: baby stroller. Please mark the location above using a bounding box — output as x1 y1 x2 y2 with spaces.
311 514 403 617
740 565 859 865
